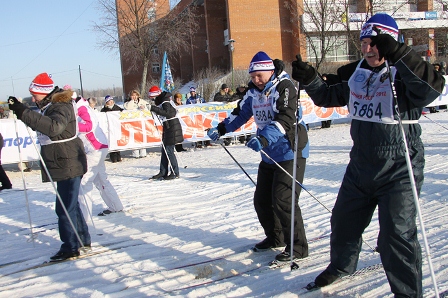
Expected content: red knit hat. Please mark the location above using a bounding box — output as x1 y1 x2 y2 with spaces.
29 73 54 95
148 86 162 97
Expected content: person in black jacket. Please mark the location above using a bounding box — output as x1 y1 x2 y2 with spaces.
148 86 184 180
9 73 90 261
292 14 445 296
100 95 123 163
213 83 235 102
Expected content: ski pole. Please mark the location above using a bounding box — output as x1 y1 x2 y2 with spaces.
219 142 257 186
173 147 187 169
151 112 176 175
79 186 98 236
289 98 300 271
385 60 439 296
260 149 376 252
259 149 332 213
23 124 86 250
11 116 36 246
423 114 448 131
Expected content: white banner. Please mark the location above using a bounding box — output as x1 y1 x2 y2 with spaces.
427 75 448 107
0 119 40 165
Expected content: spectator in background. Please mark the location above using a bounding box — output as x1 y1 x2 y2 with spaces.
186 87 208 147
148 86 184 180
173 92 183 106
442 44 447 58
124 90 149 159
231 84 252 144
186 87 205 104
101 95 123 163
0 106 8 119
0 133 12 191
233 84 248 101
173 93 186 152
76 97 123 217
440 61 447 75
214 84 235 102
426 48 432 62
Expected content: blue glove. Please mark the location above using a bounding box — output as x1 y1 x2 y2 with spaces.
207 127 220 141
246 137 263 152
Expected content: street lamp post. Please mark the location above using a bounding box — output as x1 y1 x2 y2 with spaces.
229 39 235 90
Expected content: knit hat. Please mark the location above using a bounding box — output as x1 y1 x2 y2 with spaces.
148 86 162 97
360 13 399 41
29 73 54 95
189 87 196 93
248 51 275 73
105 95 113 103
221 84 228 90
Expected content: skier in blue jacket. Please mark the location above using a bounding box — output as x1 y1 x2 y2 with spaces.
208 51 309 262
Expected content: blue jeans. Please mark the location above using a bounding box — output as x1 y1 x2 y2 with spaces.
160 144 179 176
56 176 90 252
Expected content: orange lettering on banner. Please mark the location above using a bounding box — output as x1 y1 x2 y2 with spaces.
181 114 206 138
301 100 314 116
243 117 255 131
335 106 349 116
117 120 143 146
144 119 162 142
314 106 333 118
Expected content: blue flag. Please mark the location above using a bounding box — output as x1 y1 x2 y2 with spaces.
160 51 175 92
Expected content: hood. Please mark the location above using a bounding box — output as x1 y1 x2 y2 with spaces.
155 91 172 106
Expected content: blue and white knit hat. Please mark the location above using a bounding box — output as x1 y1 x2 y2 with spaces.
105 95 113 103
360 13 399 41
248 51 275 73
189 87 196 92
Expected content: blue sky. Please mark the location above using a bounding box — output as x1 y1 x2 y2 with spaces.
0 1 125 99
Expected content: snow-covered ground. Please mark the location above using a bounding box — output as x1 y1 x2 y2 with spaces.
1 112 448 297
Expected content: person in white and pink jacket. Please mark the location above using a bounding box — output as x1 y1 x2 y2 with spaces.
76 96 123 217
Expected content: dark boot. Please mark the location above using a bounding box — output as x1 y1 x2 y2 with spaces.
50 250 80 261
151 172 165 180
314 268 340 287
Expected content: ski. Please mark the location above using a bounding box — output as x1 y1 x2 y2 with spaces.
304 263 383 292
0 238 136 276
268 258 301 270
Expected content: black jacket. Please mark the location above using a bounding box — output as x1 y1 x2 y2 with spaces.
20 89 87 182
150 92 184 146
101 104 123 112
304 44 445 161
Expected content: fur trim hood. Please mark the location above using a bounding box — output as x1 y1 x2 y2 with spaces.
219 89 234 96
51 89 74 103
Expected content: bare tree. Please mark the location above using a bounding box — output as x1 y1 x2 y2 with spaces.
93 0 199 96
193 67 226 102
285 0 349 70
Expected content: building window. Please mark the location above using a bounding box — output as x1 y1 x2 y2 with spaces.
148 8 156 21
307 35 351 62
152 63 160 73
152 46 159 55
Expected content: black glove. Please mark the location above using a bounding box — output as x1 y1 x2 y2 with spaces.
291 54 317 85
273 59 285 77
8 96 27 119
369 27 400 63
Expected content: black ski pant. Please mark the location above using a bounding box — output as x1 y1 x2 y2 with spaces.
254 158 308 258
327 143 424 297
